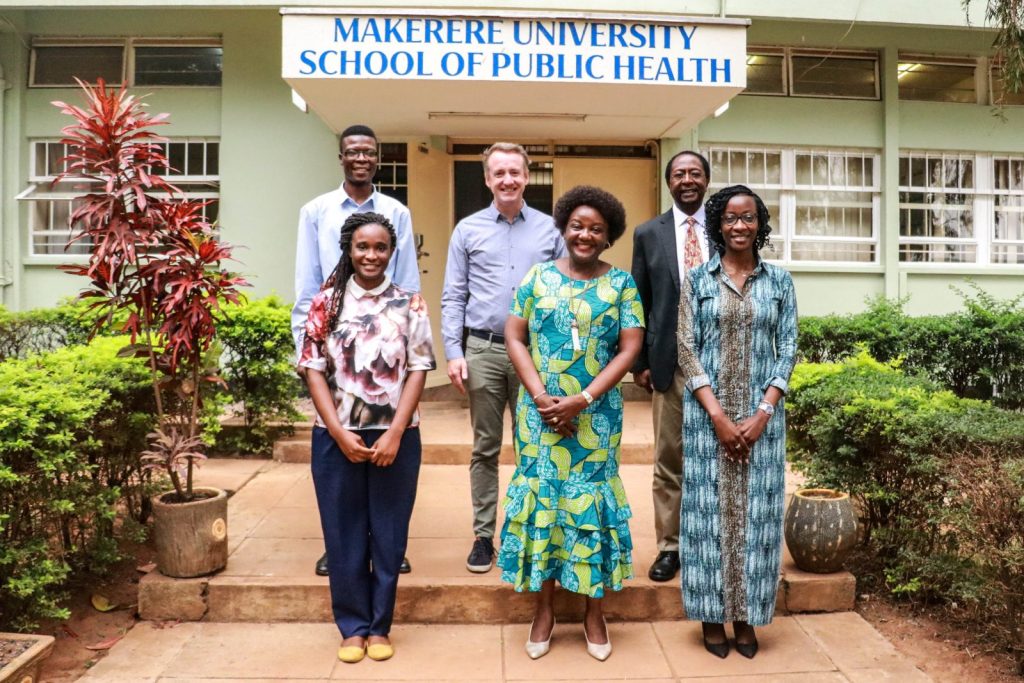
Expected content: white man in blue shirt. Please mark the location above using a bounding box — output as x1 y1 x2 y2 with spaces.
441 142 566 573
292 124 421 578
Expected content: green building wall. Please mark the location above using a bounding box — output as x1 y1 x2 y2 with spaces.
0 6 1021 318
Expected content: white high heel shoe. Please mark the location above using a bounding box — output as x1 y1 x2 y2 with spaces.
525 617 555 659
584 617 612 661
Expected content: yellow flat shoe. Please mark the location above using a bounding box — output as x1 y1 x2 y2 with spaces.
366 643 394 661
337 644 366 663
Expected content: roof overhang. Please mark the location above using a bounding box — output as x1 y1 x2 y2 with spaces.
282 8 748 139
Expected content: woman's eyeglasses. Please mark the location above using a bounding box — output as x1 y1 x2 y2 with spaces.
722 213 757 226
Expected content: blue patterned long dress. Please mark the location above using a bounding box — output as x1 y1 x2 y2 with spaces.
677 253 798 626
497 261 645 598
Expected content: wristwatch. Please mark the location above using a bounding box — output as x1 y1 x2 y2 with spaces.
757 401 775 417
581 390 595 405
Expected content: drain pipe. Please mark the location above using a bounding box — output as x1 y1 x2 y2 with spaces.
0 61 10 296
720 0 727 17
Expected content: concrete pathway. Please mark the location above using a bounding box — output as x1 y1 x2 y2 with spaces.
78 612 930 681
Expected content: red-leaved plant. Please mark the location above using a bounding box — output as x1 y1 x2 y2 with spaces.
54 79 247 502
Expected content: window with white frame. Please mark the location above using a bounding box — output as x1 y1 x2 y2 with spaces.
741 47 879 100
30 38 222 88
20 138 219 256
898 151 977 263
992 156 1024 264
706 146 879 264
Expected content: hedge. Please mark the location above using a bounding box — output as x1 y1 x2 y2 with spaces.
0 337 157 630
797 286 1024 409
217 295 303 454
788 351 1024 671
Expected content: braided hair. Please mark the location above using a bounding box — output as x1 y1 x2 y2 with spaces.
703 184 773 256
322 211 397 334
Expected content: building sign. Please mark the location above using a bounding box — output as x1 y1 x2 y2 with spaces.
282 13 745 88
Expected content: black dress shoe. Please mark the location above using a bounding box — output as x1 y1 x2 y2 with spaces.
702 622 730 659
399 556 412 574
314 552 329 576
647 551 681 582
734 623 758 659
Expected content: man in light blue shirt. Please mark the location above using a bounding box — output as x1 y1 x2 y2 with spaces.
292 124 420 359
292 124 420 578
441 142 566 573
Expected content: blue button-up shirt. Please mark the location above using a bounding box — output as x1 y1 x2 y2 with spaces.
441 202 566 361
291 185 420 356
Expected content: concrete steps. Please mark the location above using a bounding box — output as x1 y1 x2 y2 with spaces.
138 460 855 624
271 400 655 464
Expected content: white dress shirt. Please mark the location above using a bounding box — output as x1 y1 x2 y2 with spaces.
671 204 710 284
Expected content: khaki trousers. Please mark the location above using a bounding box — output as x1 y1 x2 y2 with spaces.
651 367 685 553
465 335 520 540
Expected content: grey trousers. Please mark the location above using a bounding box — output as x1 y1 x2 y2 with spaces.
465 335 520 540
651 367 685 553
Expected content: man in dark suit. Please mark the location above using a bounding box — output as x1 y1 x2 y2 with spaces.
631 150 710 582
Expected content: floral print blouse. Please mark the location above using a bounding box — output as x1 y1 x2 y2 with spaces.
299 275 436 430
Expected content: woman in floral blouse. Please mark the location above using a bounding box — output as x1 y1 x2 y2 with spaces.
299 211 435 664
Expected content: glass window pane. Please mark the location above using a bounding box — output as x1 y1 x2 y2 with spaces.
744 54 784 94
792 241 874 262
186 142 204 175
168 143 186 175
898 62 976 103
990 66 1024 106
33 46 123 86
791 55 877 99
766 152 781 184
796 153 812 185
206 142 220 176
134 46 222 86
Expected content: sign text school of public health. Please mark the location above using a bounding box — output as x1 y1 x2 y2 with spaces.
282 14 745 87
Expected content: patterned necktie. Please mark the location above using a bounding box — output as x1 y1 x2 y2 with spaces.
683 216 703 269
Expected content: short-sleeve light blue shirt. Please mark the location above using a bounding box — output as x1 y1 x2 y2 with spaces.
291 185 420 356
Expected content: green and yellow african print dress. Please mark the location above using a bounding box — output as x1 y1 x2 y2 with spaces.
497 261 644 598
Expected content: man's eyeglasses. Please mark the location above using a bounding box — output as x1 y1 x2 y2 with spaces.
723 213 757 226
341 149 379 160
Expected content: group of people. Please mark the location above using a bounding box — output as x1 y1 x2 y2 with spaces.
291 127 798 665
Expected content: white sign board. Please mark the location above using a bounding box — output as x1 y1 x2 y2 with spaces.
283 13 746 88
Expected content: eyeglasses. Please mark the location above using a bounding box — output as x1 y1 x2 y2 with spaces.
341 149 379 160
723 213 757 226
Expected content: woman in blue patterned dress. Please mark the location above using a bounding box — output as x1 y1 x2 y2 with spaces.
498 185 644 662
677 184 798 659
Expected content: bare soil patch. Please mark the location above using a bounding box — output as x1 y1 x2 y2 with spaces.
858 594 1021 682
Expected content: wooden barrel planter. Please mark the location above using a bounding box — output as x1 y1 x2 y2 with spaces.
152 487 228 578
784 488 857 574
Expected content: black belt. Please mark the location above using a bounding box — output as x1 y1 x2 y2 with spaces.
467 328 506 344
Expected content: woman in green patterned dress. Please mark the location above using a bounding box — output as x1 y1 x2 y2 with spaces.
498 185 645 662
677 185 798 660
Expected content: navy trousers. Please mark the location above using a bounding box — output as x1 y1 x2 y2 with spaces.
311 426 421 637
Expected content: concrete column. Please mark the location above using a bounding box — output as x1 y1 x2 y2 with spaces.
881 44 901 300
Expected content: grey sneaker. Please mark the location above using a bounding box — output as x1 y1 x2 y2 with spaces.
466 537 495 573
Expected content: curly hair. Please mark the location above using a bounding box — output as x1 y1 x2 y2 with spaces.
552 185 628 246
704 184 773 256
322 212 397 334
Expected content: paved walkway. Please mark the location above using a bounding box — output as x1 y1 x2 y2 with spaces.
79 612 930 681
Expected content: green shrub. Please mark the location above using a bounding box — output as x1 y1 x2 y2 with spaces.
217 296 302 454
0 300 93 361
0 337 157 630
797 286 1024 409
788 351 1024 671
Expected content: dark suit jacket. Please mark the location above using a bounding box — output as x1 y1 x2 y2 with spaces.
631 209 682 393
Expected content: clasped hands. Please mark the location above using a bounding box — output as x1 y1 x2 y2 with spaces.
711 410 770 463
536 393 587 438
331 427 402 466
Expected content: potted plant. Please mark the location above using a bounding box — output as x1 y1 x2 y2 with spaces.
54 79 247 578
784 488 858 573
0 633 55 683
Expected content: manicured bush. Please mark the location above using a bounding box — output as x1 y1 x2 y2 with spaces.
0 300 93 361
0 337 157 631
788 351 1024 671
797 287 1024 409
217 296 303 454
